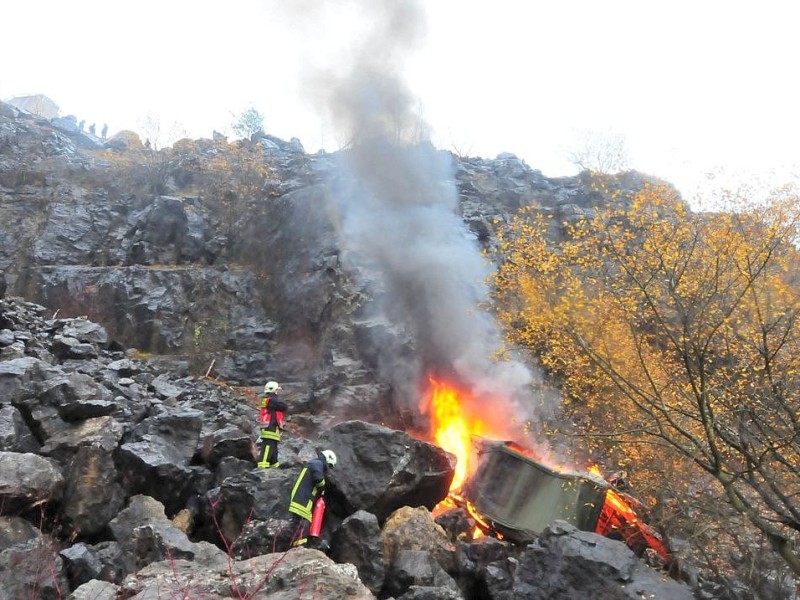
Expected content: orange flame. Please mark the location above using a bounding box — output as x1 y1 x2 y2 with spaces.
423 377 668 559
605 489 640 522
426 377 488 491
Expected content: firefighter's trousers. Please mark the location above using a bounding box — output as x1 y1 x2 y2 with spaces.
257 437 279 468
288 514 311 548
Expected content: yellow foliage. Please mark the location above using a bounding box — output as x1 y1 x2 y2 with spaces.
493 180 800 575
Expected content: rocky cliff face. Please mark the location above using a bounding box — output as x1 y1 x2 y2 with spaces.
0 102 700 598
0 295 693 599
0 101 667 429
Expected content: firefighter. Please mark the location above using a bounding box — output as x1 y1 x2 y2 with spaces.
256 380 288 468
287 449 337 548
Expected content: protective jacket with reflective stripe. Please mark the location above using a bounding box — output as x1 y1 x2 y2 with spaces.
259 393 287 441
289 454 327 522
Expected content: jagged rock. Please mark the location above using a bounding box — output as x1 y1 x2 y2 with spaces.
7 94 59 118
60 446 126 536
150 373 187 399
383 549 462 599
397 585 465 600
89 540 126 583
0 451 64 512
0 356 61 404
51 115 80 134
119 548 374 599
512 520 694 600
104 129 141 151
124 522 226 571
331 510 385 594
28 265 274 381
40 372 116 421
320 420 454 520
0 515 41 550
0 405 40 452
482 558 517 600
0 537 69 600
621 563 695 600
435 508 474 542
117 439 212 515
456 537 517 599
108 495 171 543
382 506 457 574
59 542 105 590
0 329 14 346
0 340 25 359
39 415 123 462
51 334 98 359
106 358 139 376
128 405 203 457
211 455 255 486
230 517 294 558
66 579 119 600
60 319 109 347
198 468 295 543
199 425 254 465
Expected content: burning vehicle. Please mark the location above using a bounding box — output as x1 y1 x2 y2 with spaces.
461 439 672 564
424 377 671 564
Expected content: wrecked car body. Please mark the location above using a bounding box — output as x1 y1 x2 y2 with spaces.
462 439 671 563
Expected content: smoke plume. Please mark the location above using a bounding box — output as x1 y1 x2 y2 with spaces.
293 0 552 438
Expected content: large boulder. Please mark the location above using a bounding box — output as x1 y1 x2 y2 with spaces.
383 550 462 599
0 451 64 512
0 536 69 599
7 94 59 118
116 406 211 514
382 506 457 574
320 420 454 521
0 405 39 452
60 446 126 536
197 468 296 544
331 510 386 594
119 548 374 599
511 521 694 600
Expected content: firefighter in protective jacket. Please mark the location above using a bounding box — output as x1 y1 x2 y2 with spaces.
257 381 288 468
287 449 337 547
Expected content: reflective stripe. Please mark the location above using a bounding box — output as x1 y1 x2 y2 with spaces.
260 429 281 440
288 467 326 521
289 500 313 521
292 537 308 547
289 467 313 520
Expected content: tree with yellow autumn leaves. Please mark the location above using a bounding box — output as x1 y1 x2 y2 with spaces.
492 178 800 586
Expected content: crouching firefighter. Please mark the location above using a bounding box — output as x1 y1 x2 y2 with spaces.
287 449 337 548
257 380 288 468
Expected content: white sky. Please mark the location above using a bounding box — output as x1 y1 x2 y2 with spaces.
2 0 798 201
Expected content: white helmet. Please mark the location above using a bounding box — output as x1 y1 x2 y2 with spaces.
321 449 337 468
264 381 281 394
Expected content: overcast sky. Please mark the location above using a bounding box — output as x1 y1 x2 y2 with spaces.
2 0 797 200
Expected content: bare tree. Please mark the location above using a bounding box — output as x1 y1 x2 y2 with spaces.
567 129 631 174
136 112 187 150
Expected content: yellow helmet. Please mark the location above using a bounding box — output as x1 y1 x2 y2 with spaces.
264 381 281 394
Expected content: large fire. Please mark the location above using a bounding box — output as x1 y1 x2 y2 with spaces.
421 375 671 563
426 377 485 491
422 376 516 539
424 376 516 491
